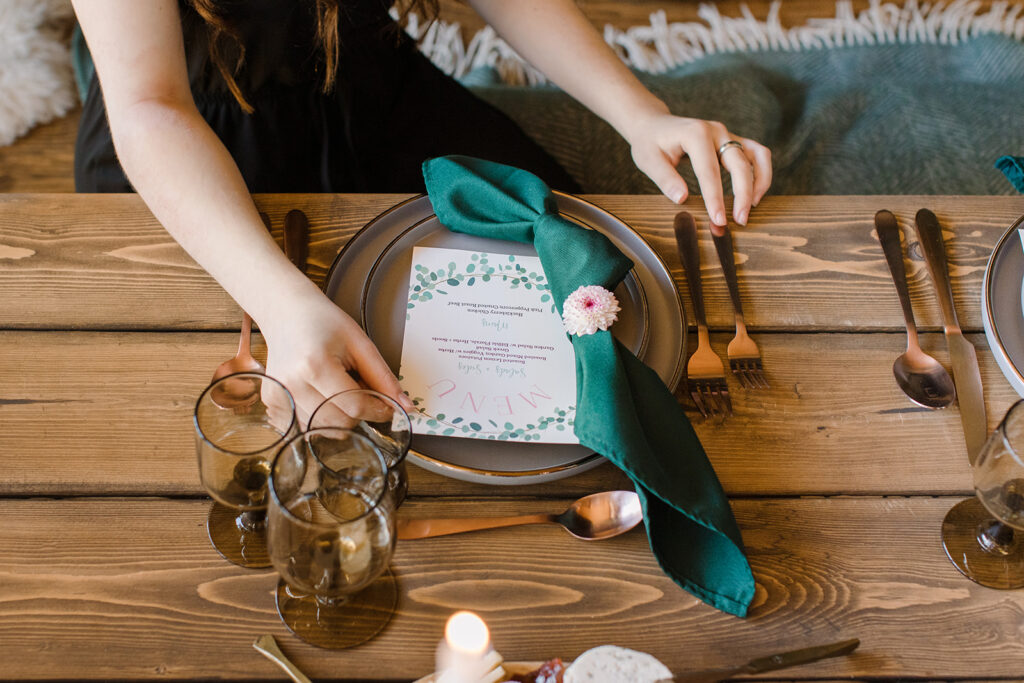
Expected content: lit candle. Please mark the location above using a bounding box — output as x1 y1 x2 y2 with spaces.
436 611 505 683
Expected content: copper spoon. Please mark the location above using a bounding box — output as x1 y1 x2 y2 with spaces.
397 490 642 540
874 210 956 409
209 213 274 407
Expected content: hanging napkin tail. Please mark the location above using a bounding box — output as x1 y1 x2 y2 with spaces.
574 335 754 617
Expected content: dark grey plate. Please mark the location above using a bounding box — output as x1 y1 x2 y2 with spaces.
324 193 685 484
982 214 1024 398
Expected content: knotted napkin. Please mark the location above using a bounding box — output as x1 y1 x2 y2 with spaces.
422 155 754 617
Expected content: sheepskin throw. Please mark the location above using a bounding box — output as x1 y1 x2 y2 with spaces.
0 0 76 147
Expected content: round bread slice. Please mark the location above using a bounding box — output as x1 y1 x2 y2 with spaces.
563 645 672 683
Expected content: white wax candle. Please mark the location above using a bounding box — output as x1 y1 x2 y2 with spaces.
436 611 497 683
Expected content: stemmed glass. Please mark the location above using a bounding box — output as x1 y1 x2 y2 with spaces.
194 372 298 568
942 399 1024 588
308 389 412 509
268 427 398 648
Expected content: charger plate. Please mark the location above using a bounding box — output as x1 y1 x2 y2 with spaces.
324 193 685 484
982 213 1024 397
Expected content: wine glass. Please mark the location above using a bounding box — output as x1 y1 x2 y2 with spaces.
308 389 412 509
194 372 298 568
268 427 397 648
942 399 1024 588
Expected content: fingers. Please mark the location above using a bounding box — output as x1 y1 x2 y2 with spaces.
685 134 728 235
349 339 416 413
718 142 754 226
633 147 690 205
739 137 772 206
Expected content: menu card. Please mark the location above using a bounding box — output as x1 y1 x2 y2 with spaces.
398 246 579 444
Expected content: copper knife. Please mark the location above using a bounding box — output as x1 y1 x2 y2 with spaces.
284 208 310 274
657 638 859 683
913 208 987 464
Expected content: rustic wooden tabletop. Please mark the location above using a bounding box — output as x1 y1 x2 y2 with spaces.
2 193 1023 680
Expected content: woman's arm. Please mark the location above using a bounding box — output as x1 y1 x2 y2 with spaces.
467 0 771 232
72 0 408 419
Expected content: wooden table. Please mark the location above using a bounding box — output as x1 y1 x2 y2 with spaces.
2 193 1024 681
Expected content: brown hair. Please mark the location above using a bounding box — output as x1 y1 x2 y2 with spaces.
188 0 439 114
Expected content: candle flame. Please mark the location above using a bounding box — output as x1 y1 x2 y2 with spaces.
444 611 490 655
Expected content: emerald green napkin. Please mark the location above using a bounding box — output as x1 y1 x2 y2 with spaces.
422 155 754 617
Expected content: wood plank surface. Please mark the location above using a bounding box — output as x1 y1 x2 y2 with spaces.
0 496 1020 680
1 194 1022 332
1 329 1002 497
0 109 79 194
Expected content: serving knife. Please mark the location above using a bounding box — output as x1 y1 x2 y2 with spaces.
657 638 859 683
913 208 987 464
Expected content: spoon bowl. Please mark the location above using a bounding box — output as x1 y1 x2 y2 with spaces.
556 490 644 540
893 347 957 409
210 313 265 409
396 490 643 541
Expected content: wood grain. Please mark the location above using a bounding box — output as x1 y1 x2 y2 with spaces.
1 329 1005 497
0 496 1020 680
1 194 1022 332
0 109 79 193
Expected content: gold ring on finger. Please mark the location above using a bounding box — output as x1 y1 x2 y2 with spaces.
717 140 744 158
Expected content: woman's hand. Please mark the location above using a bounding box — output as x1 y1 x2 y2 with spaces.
625 112 772 235
260 293 413 425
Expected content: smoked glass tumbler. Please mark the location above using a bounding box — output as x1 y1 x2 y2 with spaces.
268 427 397 648
308 389 412 509
942 398 1024 588
194 372 298 568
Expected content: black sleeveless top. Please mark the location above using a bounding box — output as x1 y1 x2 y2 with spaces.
74 0 578 194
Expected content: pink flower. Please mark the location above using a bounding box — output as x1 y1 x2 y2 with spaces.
561 285 620 336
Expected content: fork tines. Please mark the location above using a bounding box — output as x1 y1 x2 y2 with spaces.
729 358 768 389
689 377 732 419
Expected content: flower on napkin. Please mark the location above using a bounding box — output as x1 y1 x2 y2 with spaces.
562 285 620 336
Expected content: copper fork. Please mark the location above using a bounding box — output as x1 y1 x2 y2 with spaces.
674 212 731 419
711 224 768 389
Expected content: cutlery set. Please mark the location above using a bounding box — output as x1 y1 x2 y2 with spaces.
874 209 987 462
674 211 768 421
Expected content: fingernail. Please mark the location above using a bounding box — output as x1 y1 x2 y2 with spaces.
736 209 749 225
715 211 727 226
670 187 686 204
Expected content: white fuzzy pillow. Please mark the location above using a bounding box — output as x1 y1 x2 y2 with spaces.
0 0 76 147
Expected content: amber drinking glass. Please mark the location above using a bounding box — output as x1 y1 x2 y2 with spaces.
308 389 412 509
269 427 397 648
194 373 298 568
942 399 1024 588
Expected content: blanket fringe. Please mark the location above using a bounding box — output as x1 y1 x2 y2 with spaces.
397 0 1024 85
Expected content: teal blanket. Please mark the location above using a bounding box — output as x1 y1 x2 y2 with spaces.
464 36 1024 195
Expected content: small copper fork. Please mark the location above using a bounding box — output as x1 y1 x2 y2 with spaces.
674 212 731 419
712 224 768 389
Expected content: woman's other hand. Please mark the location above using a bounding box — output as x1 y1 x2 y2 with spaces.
625 112 772 235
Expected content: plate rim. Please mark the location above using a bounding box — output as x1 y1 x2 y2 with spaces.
983 212 1024 394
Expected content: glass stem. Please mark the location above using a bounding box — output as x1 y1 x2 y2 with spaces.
977 519 1017 556
236 508 267 533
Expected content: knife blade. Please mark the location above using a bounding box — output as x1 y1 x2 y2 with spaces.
284 208 310 274
913 208 987 464
657 638 859 683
